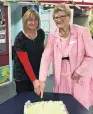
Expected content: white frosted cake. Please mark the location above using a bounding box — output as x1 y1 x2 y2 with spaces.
24 100 68 114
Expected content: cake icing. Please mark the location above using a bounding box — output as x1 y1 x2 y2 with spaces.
24 100 68 114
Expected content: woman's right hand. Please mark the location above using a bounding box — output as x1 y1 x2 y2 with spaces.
40 81 46 98
33 79 40 95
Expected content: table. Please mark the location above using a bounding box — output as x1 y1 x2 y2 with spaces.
0 92 91 114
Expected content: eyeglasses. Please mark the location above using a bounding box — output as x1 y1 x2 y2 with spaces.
53 15 66 21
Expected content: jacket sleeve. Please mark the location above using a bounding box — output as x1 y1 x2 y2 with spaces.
75 27 93 78
39 33 54 81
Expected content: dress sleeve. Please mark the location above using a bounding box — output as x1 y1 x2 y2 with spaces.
14 35 26 52
17 51 36 81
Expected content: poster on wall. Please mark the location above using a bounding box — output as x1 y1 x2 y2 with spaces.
0 4 10 84
0 31 6 44
0 65 10 84
0 6 6 44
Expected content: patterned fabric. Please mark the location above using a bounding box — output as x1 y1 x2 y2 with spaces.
13 29 45 81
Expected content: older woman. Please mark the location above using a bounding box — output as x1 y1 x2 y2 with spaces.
13 9 45 95
39 4 93 109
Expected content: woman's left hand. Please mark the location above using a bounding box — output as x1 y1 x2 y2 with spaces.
71 72 83 83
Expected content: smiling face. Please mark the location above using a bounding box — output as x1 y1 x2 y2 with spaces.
53 4 71 29
23 9 40 32
27 15 38 31
53 11 70 29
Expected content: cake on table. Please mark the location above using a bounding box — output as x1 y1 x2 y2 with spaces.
24 100 68 114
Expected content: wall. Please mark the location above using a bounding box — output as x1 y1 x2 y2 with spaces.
11 3 23 45
73 15 89 27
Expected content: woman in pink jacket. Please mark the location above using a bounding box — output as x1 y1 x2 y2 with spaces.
39 4 93 109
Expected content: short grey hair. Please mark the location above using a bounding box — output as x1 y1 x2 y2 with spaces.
53 4 71 19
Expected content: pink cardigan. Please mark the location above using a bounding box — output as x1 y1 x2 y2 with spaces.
39 24 93 86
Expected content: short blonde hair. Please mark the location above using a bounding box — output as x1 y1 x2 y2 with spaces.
22 9 40 32
53 4 71 19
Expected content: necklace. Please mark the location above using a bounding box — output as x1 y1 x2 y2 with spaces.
59 27 70 39
23 31 37 41
59 31 69 39
27 32 37 41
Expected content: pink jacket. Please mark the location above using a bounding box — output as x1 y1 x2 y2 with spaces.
39 24 93 86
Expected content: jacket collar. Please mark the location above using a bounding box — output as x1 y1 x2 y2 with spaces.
54 24 77 39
